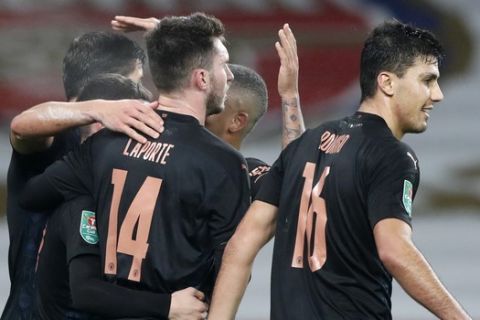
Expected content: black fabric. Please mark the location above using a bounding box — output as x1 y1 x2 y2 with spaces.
245 157 270 199
69 255 170 319
34 196 99 320
21 111 250 305
2 129 80 320
256 112 419 319
31 193 172 320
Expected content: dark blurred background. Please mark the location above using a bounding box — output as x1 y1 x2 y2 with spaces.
0 0 479 318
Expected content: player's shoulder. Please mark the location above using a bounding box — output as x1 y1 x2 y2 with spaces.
202 128 244 159
196 128 247 173
364 136 419 174
246 157 270 177
374 135 416 160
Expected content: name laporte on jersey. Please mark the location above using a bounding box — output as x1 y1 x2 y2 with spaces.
122 138 174 164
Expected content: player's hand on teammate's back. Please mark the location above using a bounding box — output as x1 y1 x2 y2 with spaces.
111 16 160 33
276 23 299 101
92 100 163 144
169 287 208 320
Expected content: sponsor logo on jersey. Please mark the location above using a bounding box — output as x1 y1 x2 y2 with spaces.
403 180 413 216
406 152 418 170
80 210 99 244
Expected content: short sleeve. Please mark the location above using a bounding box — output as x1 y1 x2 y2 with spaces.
366 144 420 228
246 157 271 199
63 196 100 263
254 135 303 205
206 157 251 248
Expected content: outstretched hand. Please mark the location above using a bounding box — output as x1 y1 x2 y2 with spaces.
276 23 299 100
111 16 160 33
169 287 209 320
93 100 163 144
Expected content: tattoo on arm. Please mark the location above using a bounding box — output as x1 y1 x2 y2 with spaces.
281 96 305 148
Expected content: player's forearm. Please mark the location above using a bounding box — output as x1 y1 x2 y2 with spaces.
281 94 305 148
70 255 170 318
382 241 471 319
10 101 101 139
72 279 170 318
208 240 255 320
210 202 277 319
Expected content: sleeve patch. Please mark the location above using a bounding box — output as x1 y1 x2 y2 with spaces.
80 210 99 244
402 180 413 216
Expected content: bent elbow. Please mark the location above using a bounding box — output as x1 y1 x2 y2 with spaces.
10 115 26 139
378 248 399 270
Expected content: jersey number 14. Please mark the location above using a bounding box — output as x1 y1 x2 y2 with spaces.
105 168 163 282
291 162 330 272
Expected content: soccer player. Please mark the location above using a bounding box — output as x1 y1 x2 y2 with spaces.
205 63 270 198
112 17 304 197
20 12 250 319
2 31 162 319
208 20 472 319
206 24 303 197
33 73 207 320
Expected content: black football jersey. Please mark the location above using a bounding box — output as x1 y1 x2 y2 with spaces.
36 111 250 299
35 196 98 320
245 157 270 199
257 112 419 319
2 129 80 320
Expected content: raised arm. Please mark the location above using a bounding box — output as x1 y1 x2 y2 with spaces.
374 218 471 319
10 99 163 154
208 200 278 320
276 24 305 148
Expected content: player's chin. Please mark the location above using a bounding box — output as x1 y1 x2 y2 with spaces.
206 104 224 116
409 122 428 134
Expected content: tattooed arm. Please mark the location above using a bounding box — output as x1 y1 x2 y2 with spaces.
276 24 305 149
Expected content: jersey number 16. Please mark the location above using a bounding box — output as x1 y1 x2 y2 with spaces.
291 162 330 272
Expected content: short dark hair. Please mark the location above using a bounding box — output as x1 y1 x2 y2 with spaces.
146 12 225 93
228 64 268 134
360 20 445 102
76 73 152 102
63 32 146 100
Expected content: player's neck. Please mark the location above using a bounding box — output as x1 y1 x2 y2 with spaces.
156 94 206 125
228 136 242 150
358 98 405 140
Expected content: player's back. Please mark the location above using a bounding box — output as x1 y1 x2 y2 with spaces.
67 111 250 298
267 112 418 319
2 129 80 320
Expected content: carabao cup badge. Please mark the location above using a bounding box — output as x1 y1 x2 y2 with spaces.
80 210 99 244
403 180 413 216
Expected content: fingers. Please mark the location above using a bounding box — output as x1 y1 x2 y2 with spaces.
277 23 299 98
111 20 130 32
111 16 159 32
275 41 287 62
124 102 163 140
282 23 297 51
278 24 298 64
137 101 164 134
193 289 205 301
102 100 164 143
122 125 148 144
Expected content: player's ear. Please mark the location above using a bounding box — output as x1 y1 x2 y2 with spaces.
228 111 249 133
192 68 209 91
377 71 394 97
